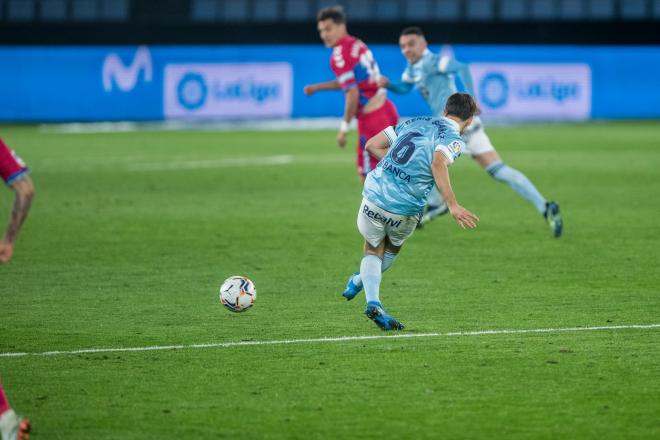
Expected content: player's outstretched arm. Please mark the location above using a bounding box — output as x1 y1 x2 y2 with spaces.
0 177 34 263
303 80 341 96
365 131 391 160
457 62 476 97
441 57 476 98
337 87 359 147
431 153 478 229
378 75 414 95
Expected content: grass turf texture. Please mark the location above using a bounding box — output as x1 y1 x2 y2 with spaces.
1 122 659 439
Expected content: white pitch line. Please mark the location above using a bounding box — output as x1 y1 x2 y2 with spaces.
1 324 659 359
122 154 352 172
125 155 294 171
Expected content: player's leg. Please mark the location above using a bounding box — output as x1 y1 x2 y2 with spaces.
347 199 386 300
418 186 449 228
360 238 387 306
344 199 381 300
354 134 369 185
0 383 31 440
475 149 547 214
467 127 562 237
344 199 409 300
342 242 399 300
355 113 371 185
360 237 404 305
359 204 418 330
361 237 404 331
350 200 409 330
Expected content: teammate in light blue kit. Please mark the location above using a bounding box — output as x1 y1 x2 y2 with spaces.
346 93 479 331
378 27 562 237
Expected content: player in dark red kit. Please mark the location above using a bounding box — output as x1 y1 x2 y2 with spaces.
304 5 399 183
0 138 34 264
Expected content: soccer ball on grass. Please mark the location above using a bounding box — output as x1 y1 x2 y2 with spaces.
219 276 256 312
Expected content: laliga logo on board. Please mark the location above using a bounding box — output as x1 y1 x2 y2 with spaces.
177 73 208 110
479 72 509 109
518 78 581 103
102 46 153 93
478 67 587 109
164 63 293 119
176 72 282 110
471 63 591 120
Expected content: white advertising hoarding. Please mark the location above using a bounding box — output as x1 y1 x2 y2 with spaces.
470 63 592 121
164 63 293 119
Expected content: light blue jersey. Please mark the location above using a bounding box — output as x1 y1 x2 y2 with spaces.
389 49 475 117
363 116 465 216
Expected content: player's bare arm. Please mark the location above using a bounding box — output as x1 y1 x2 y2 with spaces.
431 152 478 229
303 79 341 96
364 132 391 160
0 176 34 263
337 87 359 147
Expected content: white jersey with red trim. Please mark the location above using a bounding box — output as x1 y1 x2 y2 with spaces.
330 35 384 110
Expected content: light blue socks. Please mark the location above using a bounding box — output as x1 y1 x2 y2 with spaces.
360 254 383 304
486 161 547 214
381 251 397 272
352 251 397 289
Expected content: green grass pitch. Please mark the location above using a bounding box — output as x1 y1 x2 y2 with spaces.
1 122 659 439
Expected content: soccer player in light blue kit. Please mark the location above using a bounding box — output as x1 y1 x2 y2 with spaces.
345 93 479 331
378 27 562 237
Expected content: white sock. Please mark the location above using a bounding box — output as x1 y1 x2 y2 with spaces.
0 409 18 432
360 254 383 305
487 161 547 214
352 251 398 288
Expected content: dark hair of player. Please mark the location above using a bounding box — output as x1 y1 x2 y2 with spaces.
445 93 478 121
317 5 346 24
400 26 425 38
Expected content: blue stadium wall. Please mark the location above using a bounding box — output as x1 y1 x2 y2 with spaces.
0 45 658 122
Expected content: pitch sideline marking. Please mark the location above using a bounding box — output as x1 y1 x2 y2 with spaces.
125 155 294 171
37 154 353 173
1 324 659 359
124 154 353 171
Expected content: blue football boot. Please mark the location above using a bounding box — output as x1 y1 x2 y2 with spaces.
365 301 404 331
342 272 363 301
544 201 563 238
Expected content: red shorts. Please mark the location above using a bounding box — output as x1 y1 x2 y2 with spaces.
356 99 399 176
0 138 28 185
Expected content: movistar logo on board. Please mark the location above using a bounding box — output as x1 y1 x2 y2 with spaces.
102 46 153 93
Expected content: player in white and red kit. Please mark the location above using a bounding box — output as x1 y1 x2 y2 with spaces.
0 381 30 440
0 138 34 264
304 5 399 182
